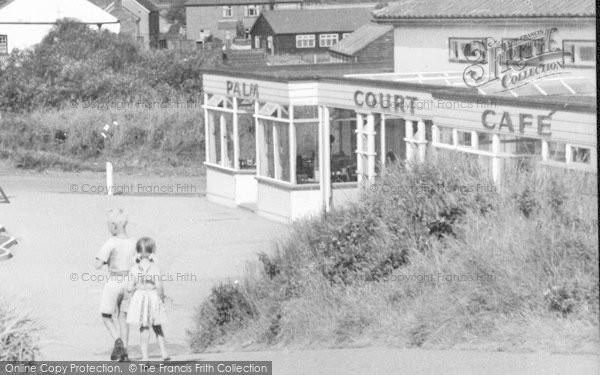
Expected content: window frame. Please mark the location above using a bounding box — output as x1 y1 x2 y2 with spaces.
222 6 233 18
448 37 487 63
0 35 7 54
245 5 260 17
563 40 595 67
254 35 261 49
296 34 315 49
319 33 339 47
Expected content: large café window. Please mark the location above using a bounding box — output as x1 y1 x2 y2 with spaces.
204 95 256 170
257 104 360 185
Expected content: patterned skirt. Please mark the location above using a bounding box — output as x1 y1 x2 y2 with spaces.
126 289 166 327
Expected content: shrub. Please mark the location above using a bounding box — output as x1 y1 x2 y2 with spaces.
0 298 39 361
189 282 255 352
188 156 598 352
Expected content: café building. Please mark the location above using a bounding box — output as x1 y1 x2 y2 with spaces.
202 0 596 222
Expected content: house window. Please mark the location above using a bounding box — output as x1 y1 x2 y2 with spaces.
342 33 351 39
0 35 7 54
254 36 261 48
563 40 595 67
222 6 232 18
319 33 339 47
245 5 259 17
449 38 486 63
267 36 273 49
571 146 591 164
296 34 315 48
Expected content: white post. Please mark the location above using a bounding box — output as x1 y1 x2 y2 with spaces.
355 113 364 182
220 115 228 167
492 134 501 184
203 93 210 163
405 119 414 161
208 112 217 164
254 102 261 174
273 122 281 179
366 114 376 180
323 106 331 212
106 162 113 196
417 119 426 162
541 140 549 162
289 105 296 184
471 131 479 150
232 98 240 169
380 114 386 166
565 144 572 166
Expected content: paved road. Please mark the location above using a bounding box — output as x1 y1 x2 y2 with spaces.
1 172 598 374
195 347 600 375
0 173 285 360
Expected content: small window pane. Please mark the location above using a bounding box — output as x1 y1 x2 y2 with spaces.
548 142 566 162
457 131 472 147
478 133 492 151
571 146 591 164
437 126 453 145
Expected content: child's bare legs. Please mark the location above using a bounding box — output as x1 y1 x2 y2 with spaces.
101 314 119 340
118 312 129 349
153 325 169 360
140 327 150 361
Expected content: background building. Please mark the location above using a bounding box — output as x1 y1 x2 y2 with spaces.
329 22 393 65
185 0 302 44
104 0 160 48
250 8 372 55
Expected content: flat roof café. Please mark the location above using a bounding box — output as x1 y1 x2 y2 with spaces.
202 71 595 222
201 0 596 222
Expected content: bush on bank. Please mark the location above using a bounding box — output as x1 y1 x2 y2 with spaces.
0 20 220 112
189 153 599 353
0 107 204 173
0 297 39 361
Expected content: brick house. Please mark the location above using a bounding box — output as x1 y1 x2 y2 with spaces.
249 8 372 55
104 0 160 48
329 22 393 65
185 0 302 44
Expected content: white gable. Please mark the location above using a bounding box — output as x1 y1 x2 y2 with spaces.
0 0 119 25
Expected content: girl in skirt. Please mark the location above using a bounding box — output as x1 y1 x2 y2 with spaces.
127 237 169 361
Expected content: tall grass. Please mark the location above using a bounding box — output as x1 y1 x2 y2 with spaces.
0 106 204 173
189 153 598 353
0 297 38 361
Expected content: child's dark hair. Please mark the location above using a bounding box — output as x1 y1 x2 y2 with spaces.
135 237 156 263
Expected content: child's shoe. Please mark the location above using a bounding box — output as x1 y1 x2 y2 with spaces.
119 352 130 362
110 338 124 360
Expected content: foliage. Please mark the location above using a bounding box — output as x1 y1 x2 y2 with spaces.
0 299 39 361
0 19 221 113
189 156 598 352
189 283 255 351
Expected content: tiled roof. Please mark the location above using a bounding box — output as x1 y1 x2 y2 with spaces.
330 22 392 56
185 0 300 6
375 0 595 19
256 8 372 34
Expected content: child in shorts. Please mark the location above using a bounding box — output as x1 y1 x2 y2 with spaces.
127 237 169 361
95 209 137 361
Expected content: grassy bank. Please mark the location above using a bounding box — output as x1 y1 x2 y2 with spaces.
189 153 599 353
0 107 204 174
0 297 38 361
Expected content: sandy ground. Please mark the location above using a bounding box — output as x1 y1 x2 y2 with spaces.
0 171 285 360
1 171 598 374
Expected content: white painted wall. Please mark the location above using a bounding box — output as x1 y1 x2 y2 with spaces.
392 19 595 74
0 0 119 52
